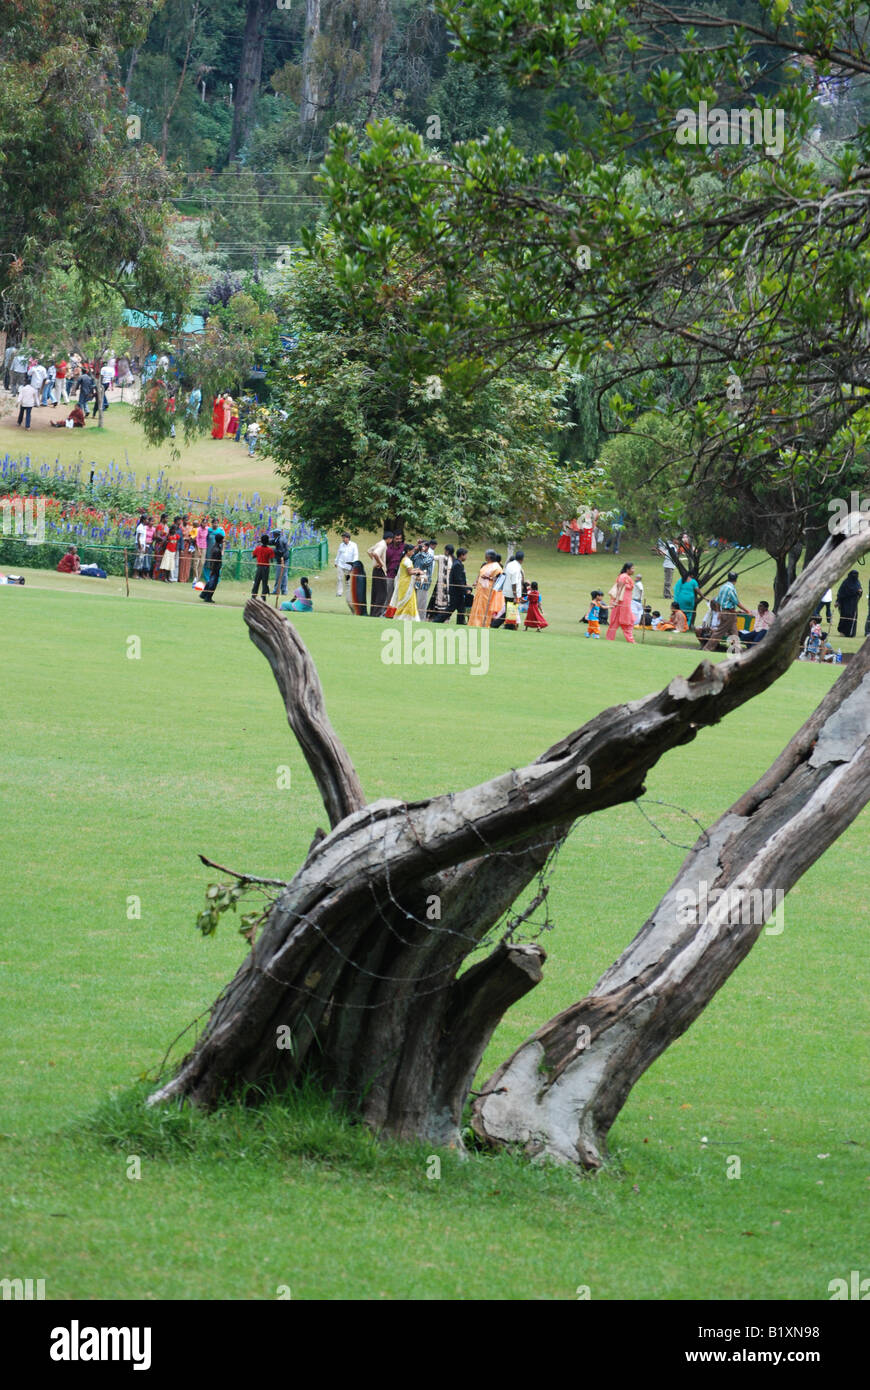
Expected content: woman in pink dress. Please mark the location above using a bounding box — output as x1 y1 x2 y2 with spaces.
606 562 636 643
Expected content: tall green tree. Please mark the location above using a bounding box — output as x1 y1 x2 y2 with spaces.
266 250 587 538
307 0 870 599
0 0 189 342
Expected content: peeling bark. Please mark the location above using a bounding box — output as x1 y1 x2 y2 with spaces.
472 647 870 1167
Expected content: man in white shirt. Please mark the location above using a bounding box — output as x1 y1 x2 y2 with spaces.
16 380 39 428
502 548 525 604
98 358 114 413
29 360 47 403
334 531 358 596
661 546 676 598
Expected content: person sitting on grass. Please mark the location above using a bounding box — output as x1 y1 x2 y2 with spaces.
695 599 722 646
283 577 313 613
819 631 838 663
57 546 81 574
50 404 86 428
743 600 774 645
657 602 688 633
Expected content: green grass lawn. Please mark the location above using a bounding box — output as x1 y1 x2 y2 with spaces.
0 402 282 501
1 567 866 1300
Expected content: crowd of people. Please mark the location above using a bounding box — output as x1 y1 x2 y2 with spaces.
557 508 625 555
3 346 136 429
209 392 266 456
329 533 549 629
46 496 867 653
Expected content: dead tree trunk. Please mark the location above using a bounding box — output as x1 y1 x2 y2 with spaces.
472 634 870 1166
149 518 870 1154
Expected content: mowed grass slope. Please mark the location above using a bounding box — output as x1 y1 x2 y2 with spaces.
0 570 867 1300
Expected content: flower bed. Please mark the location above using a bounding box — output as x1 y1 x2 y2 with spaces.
0 454 323 575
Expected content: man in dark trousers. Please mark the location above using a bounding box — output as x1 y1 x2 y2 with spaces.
704 570 752 650
251 532 274 600
449 547 472 624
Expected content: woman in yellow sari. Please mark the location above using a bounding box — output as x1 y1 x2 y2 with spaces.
468 551 504 628
390 543 421 620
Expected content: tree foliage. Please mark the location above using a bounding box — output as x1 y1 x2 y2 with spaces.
0 0 189 340
304 1 870 568
265 250 588 536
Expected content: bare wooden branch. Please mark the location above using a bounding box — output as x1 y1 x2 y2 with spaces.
244 599 366 828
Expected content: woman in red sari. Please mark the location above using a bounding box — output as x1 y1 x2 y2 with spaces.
606 562 636 643
211 395 225 439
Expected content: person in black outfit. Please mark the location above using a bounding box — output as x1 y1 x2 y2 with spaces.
200 536 224 603
449 547 472 625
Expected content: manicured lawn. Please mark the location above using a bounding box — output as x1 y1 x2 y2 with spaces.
0 402 281 501
0 575 866 1300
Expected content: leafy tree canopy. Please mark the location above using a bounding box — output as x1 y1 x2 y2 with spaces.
0 0 190 341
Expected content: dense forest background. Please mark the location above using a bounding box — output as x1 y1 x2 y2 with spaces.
124 0 865 278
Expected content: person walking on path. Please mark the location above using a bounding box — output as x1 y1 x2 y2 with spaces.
606 563 637 643
53 358 69 404
704 570 752 650
16 379 39 428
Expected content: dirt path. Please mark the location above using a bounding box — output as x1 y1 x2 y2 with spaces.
0 383 137 433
